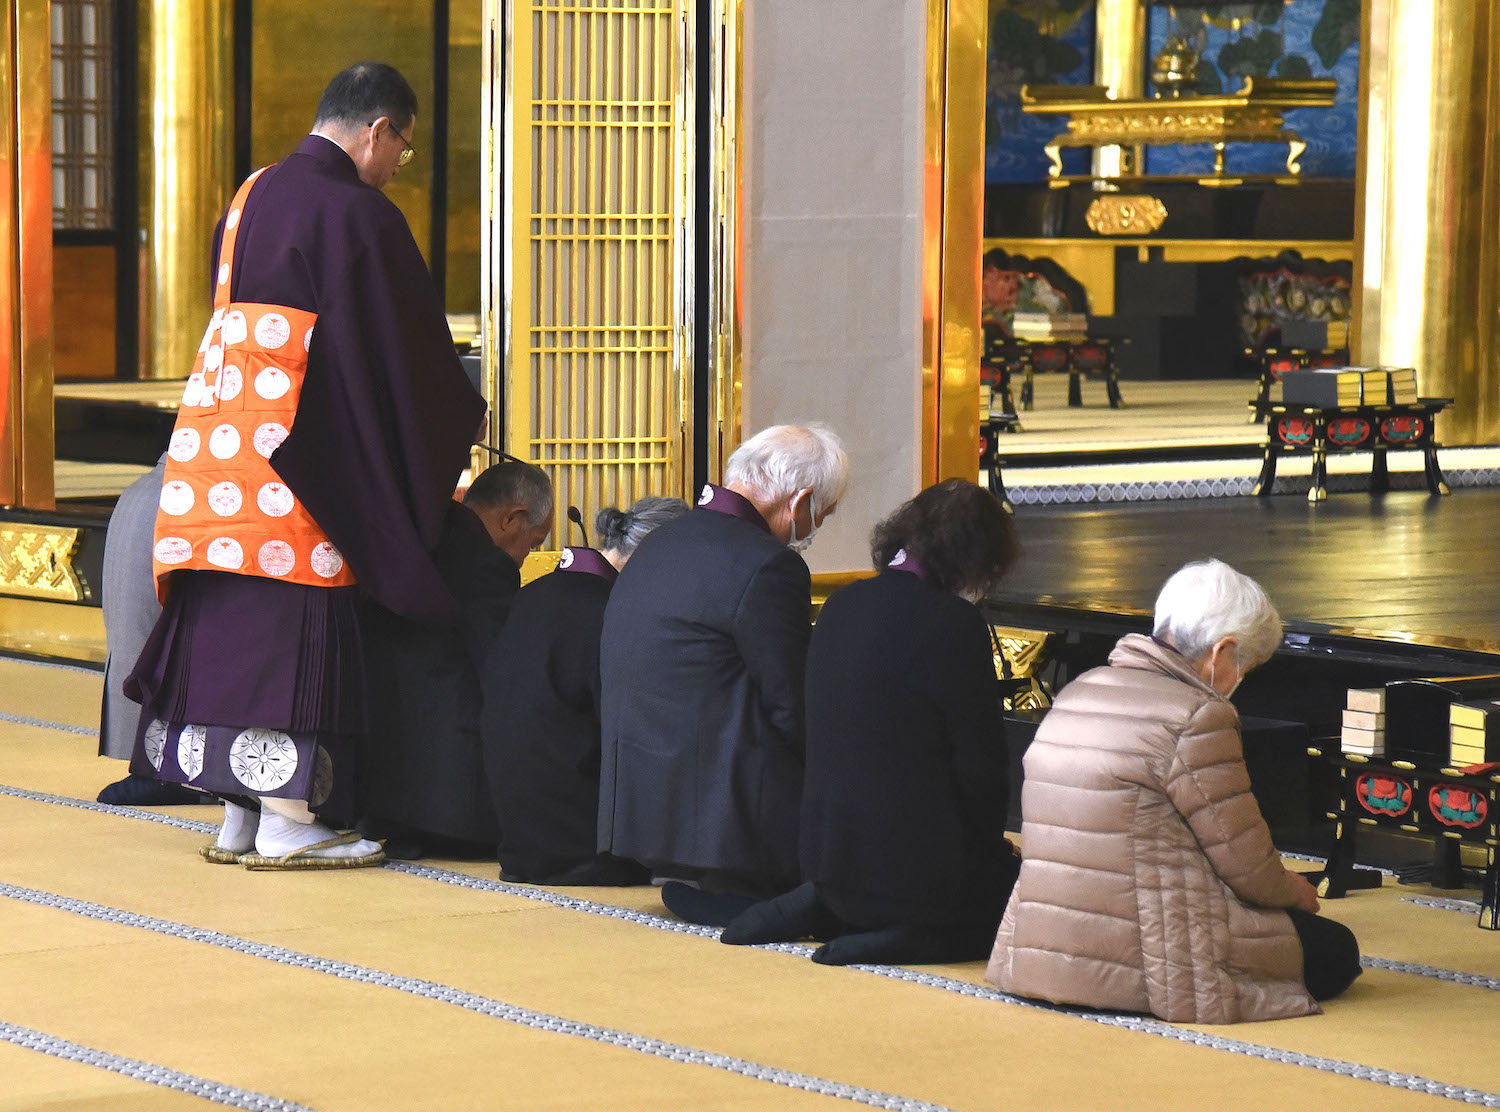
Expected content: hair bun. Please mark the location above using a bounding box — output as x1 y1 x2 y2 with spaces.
594 506 629 549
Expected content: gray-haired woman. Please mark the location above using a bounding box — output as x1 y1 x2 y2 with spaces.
481 496 690 885
988 559 1360 1023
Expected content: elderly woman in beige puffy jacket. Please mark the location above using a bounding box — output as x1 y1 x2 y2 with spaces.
988 559 1360 1024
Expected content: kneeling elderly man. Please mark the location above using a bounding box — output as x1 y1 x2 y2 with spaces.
597 424 849 924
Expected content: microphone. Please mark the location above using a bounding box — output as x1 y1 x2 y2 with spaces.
566 505 589 548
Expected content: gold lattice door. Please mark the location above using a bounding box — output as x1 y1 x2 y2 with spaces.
493 0 692 541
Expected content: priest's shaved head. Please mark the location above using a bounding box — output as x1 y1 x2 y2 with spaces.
312 62 419 189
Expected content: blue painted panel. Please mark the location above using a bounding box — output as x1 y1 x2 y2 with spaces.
985 2 1096 184
1144 0 1360 178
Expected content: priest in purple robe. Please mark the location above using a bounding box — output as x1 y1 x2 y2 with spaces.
125 62 485 869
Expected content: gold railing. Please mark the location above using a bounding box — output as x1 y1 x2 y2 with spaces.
484 0 696 544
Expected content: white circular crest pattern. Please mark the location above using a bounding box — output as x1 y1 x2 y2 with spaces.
159 480 195 517
698 484 713 506
168 427 201 463
176 724 207 780
229 728 300 792
206 537 244 570
219 365 243 401
203 345 223 375
154 537 192 565
143 719 169 770
559 548 575 568
209 424 241 460
221 310 248 346
303 326 315 353
217 263 229 286
258 540 295 576
181 373 206 408
253 422 289 458
257 482 294 517
225 207 241 231
255 367 291 401
207 481 243 517
310 542 344 579
255 313 291 350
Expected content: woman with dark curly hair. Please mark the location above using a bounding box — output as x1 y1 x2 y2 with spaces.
718 479 1022 964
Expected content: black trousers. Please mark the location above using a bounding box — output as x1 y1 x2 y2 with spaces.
1286 907 1362 1001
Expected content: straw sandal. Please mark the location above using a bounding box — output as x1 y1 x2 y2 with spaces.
199 844 250 865
241 831 387 871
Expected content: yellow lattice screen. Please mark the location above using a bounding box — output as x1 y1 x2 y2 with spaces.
503 0 689 541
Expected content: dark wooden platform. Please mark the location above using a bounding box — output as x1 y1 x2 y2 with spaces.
993 486 1500 660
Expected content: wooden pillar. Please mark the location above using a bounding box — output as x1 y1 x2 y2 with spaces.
0 0 54 509
142 0 233 380
1354 0 1500 445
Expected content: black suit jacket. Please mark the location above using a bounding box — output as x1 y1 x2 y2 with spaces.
597 507 811 883
359 503 517 843
800 570 1012 928
483 568 614 879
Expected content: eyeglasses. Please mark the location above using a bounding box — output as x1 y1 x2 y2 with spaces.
371 119 415 167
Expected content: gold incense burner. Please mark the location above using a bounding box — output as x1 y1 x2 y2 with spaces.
1021 77 1337 186
1150 34 1200 99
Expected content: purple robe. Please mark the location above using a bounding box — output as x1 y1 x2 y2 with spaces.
126 136 482 805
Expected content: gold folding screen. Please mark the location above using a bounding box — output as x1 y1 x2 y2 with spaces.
486 0 694 541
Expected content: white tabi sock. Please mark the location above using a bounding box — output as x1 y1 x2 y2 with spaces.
255 797 381 859
216 801 260 853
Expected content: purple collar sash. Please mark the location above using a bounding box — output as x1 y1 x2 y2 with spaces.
887 548 929 582
696 483 771 534
557 546 619 584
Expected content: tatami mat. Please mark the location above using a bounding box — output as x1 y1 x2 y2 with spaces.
3 658 1499 1111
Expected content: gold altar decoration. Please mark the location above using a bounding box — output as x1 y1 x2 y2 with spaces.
1021 77 1337 186
0 0 53 509
0 524 83 602
1354 0 1500 447
143 0 233 381
1085 195 1168 236
991 624 1055 712
986 236 1354 318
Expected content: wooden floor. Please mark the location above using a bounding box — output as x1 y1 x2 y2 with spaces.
998 485 1500 654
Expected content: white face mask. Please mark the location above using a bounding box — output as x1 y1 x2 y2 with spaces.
787 491 820 553
1209 644 1242 698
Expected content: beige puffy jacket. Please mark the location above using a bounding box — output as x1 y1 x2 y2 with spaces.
987 633 1317 1024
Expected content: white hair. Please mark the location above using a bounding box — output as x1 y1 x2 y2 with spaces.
1152 559 1283 667
723 423 850 509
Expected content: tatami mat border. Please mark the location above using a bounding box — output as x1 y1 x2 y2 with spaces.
0 882 954 1112
0 709 98 736
0 783 219 833
0 1019 314 1111
1402 896 1485 916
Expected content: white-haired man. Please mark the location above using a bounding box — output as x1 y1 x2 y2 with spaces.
598 424 850 923
988 558 1361 1023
